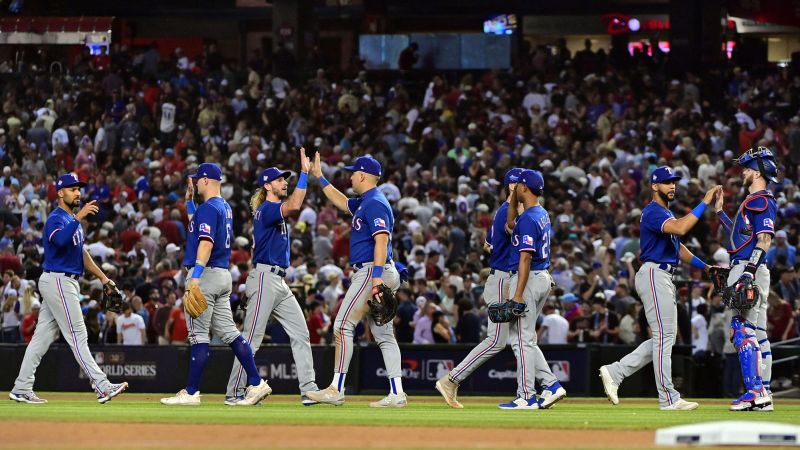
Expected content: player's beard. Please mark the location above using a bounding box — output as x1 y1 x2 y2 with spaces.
65 196 80 209
657 191 673 204
743 172 753 187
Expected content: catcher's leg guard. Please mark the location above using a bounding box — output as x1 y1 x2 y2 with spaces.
731 315 763 392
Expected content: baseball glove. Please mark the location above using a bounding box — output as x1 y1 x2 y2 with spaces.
183 282 209 318
708 266 730 296
367 283 397 326
722 278 759 311
487 300 526 323
101 281 126 313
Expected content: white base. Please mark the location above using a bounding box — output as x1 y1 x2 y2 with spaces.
656 421 800 446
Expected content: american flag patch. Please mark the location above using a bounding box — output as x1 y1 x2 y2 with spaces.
522 235 533 245
763 218 774 229
374 218 386 228
199 223 211 234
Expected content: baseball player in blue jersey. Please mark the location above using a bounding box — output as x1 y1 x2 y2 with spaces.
716 147 778 411
161 163 271 406
9 173 128 404
305 154 404 408
224 148 321 406
436 168 566 409
600 166 720 410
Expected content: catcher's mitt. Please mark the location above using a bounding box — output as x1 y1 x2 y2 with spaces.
101 280 126 313
722 278 759 311
184 282 209 318
367 283 397 326
708 266 730 296
488 300 526 323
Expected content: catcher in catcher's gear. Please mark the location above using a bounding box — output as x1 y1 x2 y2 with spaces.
715 147 777 411
305 154 405 408
161 163 271 407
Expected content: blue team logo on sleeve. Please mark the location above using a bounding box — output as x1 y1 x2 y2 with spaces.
522 235 533 245
374 218 386 227
199 223 211 233
763 218 774 229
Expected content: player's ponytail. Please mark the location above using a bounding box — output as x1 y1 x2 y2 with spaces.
250 187 267 214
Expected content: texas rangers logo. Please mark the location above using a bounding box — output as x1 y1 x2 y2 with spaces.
763 218 774 229
374 218 386 228
199 223 211 234
522 235 533 245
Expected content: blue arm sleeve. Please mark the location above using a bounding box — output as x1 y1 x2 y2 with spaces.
51 220 80 248
717 211 733 233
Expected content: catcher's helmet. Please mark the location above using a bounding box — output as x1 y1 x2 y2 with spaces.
735 146 778 183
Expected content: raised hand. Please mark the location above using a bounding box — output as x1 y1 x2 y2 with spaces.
299 147 311 173
75 200 99 220
185 177 195 202
714 185 724 212
703 185 722 205
311 151 323 178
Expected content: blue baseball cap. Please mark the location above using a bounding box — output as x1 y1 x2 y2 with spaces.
518 169 544 193
259 167 292 185
649 166 681 184
504 167 524 185
56 173 86 190
344 156 382 177
190 163 223 181
560 293 579 303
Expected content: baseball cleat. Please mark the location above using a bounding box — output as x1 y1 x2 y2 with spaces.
304 385 345 406
160 389 201 406
97 382 129 404
370 392 407 408
237 380 272 406
498 397 539 410
435 376 463 409
224 396 244 406
9 391 47 404
599 366 619 405
730 390 771 411
660 399 699 411
301 395 319 406
539 382 567 409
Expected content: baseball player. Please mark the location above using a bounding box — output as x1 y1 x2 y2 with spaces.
716 147 777 411
225 148 321 406
436 168 566 409
161 163 271 406
9 173 128 404
599 166 720 410
305 154 405 408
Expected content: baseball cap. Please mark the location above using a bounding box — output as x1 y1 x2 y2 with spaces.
190 163 223 180
776 230 788 239
344 156 382 177
259 167 292 185
560 293 579 303
56 173 86 190
504 167 524 185
650 166 681 184
518 169 544 193
166 243 180 253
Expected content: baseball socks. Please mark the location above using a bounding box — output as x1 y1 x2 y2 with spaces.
332 372 346 392
390 377 404 395
230 335 262 386
186 343 210 395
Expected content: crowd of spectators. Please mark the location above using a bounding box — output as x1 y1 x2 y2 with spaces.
0 38 798 384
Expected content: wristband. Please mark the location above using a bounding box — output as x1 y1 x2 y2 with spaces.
745 247 765 275
372 265 384 279
691 202 707 219
690 255 708 270
298 172 308 189
187 200 196 215
192 261 206 279
319 176 330 188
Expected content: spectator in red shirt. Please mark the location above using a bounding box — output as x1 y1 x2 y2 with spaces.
230 237 250 266
768 291 797 342
91 47 111 72
20 300 40 343
155 210 182 244
164 300 188 344
0 245 22 274
306 301 329 344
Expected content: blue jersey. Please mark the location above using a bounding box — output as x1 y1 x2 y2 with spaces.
509 205 551 271
639 201 680 265
43 207 85 274
346 187 393 265
183 213 199 268
487 202 516 272
253 200 290 268
728 190 777 262
189 197 233 268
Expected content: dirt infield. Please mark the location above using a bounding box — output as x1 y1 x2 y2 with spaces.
0 421 655 449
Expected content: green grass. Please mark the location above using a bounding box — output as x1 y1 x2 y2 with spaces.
2 392 800 430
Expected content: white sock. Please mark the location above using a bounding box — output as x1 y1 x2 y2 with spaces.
390 377 404 395
332 373 346 392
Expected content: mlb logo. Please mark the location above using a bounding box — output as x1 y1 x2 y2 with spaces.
199 223 211 233
763 218 774 229
522 235 533 245
550 361 570 382
374 218 386 228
